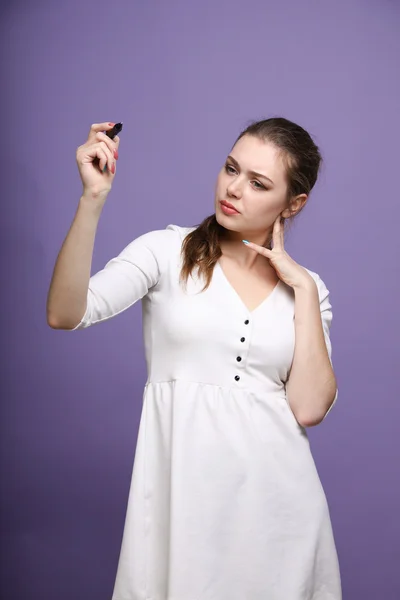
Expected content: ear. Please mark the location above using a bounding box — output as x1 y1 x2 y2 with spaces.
281 193 308 219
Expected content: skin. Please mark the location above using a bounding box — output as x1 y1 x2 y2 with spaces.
214 134 310 287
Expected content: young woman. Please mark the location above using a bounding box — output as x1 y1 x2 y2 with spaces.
47 117 341 599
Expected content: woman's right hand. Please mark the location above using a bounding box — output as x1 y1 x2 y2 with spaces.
76 122 120 200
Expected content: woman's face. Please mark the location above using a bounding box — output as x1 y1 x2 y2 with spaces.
214 135 305 240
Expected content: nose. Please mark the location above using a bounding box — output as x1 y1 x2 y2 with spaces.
227 178 243 199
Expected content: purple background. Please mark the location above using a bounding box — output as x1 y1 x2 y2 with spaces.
1 0 399 598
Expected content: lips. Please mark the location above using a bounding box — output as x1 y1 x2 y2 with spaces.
220 200 240 213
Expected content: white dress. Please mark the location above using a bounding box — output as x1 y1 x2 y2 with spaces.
73 224 341 600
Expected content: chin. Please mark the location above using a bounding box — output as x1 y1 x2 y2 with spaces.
215 211 240 231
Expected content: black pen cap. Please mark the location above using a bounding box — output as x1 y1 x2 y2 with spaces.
106 122 123 139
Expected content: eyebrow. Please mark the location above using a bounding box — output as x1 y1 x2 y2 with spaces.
227 155 275 186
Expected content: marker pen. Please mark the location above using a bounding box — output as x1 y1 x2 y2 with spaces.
106 122 123 140
102 122 123 171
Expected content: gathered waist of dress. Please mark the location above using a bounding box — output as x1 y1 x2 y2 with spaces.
144 377 288 401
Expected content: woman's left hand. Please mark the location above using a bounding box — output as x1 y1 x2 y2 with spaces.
243 216 315 289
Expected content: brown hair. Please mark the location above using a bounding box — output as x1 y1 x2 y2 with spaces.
180 117 323 291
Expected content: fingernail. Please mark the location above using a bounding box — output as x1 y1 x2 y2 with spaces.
114 148 119 160
108 122 115 127
111 163 116 174
242 240 249 244
103 165 107 172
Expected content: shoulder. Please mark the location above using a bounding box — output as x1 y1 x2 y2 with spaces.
142 223 196 244
165 223 197 240
122 224 195 253
115 224 197 274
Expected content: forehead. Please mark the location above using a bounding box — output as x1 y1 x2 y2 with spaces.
230 135 287 185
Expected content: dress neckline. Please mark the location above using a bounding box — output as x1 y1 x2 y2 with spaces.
215 261 282 315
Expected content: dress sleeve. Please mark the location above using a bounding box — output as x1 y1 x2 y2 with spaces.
70 228 174 330
315 273 339 418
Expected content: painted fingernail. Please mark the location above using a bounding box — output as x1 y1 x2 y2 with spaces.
108 122 115 127
103 164 107 172
111 162 116 174
113 148 119 160
242 240 249 244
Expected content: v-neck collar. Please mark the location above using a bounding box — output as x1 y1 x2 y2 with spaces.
215 261 282 315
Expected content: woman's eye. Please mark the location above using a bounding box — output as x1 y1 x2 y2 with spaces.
225 164 236 174
252 180 265 190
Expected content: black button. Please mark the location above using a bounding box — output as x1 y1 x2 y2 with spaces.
240 337 245 342
236 356 242 362
234 375 240 381
244 320 249 325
